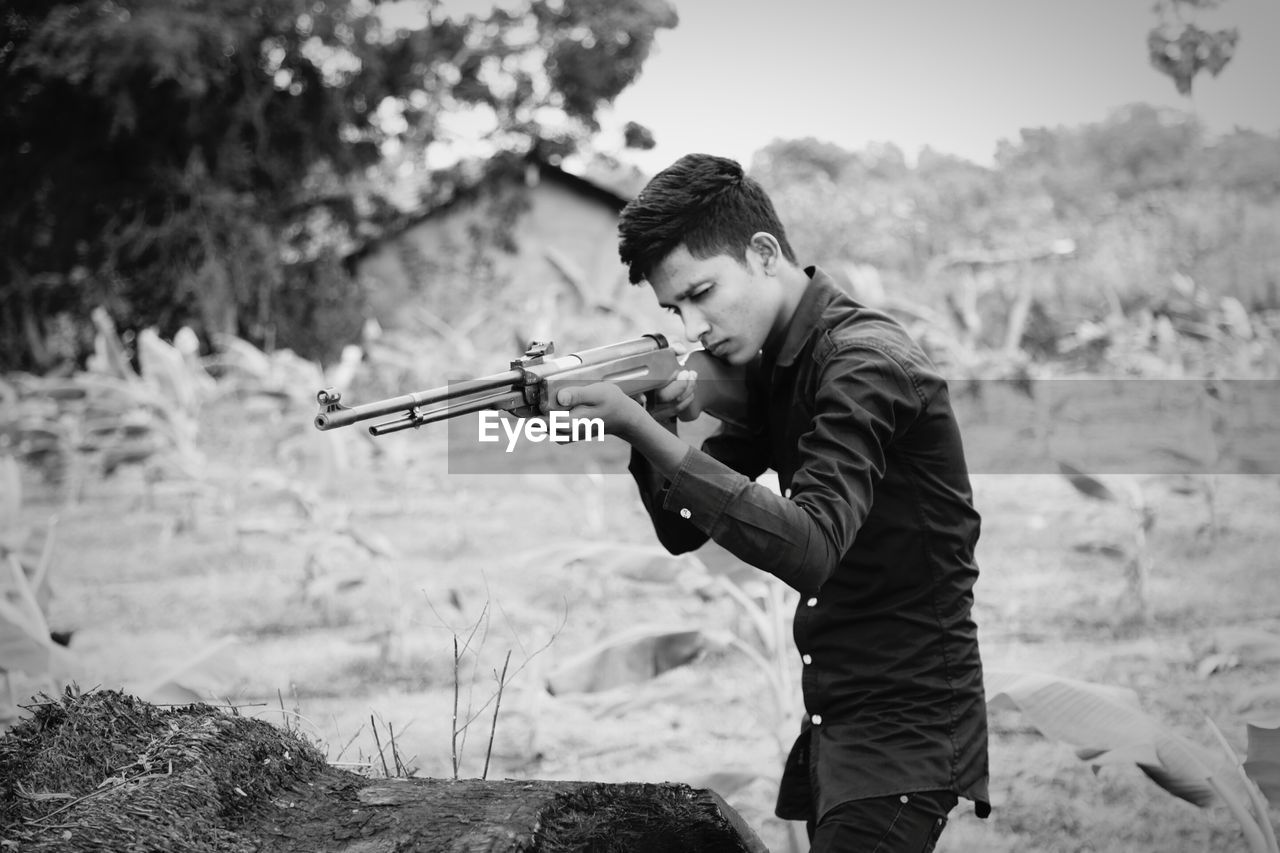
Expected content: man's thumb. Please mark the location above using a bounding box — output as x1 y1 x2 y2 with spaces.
556 388 574 407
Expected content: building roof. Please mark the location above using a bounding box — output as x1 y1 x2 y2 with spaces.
345 153 645 268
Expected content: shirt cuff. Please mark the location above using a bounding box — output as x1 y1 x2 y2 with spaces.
661 446 748 532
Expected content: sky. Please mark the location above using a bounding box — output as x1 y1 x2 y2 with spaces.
590 0 1280 171
419 0 1279 172
599 0 1280 171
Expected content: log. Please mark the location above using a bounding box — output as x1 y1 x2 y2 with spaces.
258 771 771 853
1 690 770 853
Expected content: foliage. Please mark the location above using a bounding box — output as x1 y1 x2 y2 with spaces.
532 0 677 128
0 477 63 725
1056 464 1156 625
0 313 209 494
0 0 676 371
752 109 1280 351
6 322 1279 850
1148 0 1239 95
989 670 1279 853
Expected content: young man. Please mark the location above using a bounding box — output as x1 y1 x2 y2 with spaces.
551 154 990 852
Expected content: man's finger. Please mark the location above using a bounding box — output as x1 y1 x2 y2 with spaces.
657 370 696 403
676 370 698 405
557 388 574 407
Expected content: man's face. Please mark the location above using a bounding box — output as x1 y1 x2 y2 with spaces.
647 242 783 366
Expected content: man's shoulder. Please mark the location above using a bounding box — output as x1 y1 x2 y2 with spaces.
808 301 947 408
818 301 925 365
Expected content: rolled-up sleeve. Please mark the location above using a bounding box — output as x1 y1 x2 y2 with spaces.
660 343 921 593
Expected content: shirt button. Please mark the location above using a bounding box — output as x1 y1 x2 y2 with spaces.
784 488 792 498
679 508 691 519
801 654 812 665
811 714 823 725
900 795 909 804
806 597 818 607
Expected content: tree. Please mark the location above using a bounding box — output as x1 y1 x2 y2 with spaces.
1148 0 1239 95
997 104 1205 215
0 0 676 370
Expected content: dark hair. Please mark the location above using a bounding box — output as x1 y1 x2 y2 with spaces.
617 153 797 285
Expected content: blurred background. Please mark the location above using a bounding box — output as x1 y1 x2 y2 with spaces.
2 2 1279 852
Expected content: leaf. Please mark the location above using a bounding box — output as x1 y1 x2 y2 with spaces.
236 518 304 536
1207 627 1280 666
1196 652 1239 679
0 456 20 532
582 674 705 719
1234 457 1274 476
985 670 1222 807
1057 461 1117 502
29 515 58 603
89 307 139 381
606 550 706 585
1220 297 1254 341
346 526 398 559
324 344 365 396
1071 541 1126 560
1156 445 1211 468
1244 722 1280 804
141 680 208 705
137 326 215 416
211 333 275 382
0 596 53 677
1078 741 1162 771
1236 685 1280 715
1204 717 1279 853
546 625 712 695
518 541 708 586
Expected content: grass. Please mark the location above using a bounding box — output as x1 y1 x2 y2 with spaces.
6 392 1280 853
0 688 329 852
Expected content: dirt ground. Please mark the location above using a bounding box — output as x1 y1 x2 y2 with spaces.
9 395 1280 853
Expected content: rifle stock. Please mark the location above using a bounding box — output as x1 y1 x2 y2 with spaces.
314 334 747 437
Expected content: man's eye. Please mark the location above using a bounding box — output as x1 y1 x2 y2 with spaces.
691 284 714 301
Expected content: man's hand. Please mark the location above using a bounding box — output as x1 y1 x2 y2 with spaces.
548 370 695 439
552 381 648 440
653 369 701 421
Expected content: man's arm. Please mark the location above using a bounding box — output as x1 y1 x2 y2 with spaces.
554 373 769 554
556 344 920 594
626 413 772 555
659 346 910 593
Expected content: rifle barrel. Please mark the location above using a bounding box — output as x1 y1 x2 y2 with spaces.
314 369 522 430
368 389 525 435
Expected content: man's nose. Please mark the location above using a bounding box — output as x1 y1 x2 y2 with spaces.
682 309 710 343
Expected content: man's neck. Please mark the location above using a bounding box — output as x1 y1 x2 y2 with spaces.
764 263 811 358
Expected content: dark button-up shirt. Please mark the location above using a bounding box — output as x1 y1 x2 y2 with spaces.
629 266 990 821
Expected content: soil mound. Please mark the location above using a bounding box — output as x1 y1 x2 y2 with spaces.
0 687 327 852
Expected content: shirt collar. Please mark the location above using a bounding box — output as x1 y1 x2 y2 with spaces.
765 265 842 368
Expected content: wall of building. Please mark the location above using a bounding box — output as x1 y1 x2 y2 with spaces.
353 170 663 360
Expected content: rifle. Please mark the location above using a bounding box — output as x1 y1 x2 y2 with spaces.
313 334 747 437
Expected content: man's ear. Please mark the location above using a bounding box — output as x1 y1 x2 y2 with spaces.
749 232 782 275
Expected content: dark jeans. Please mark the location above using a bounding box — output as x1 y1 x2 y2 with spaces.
806 790 957 853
